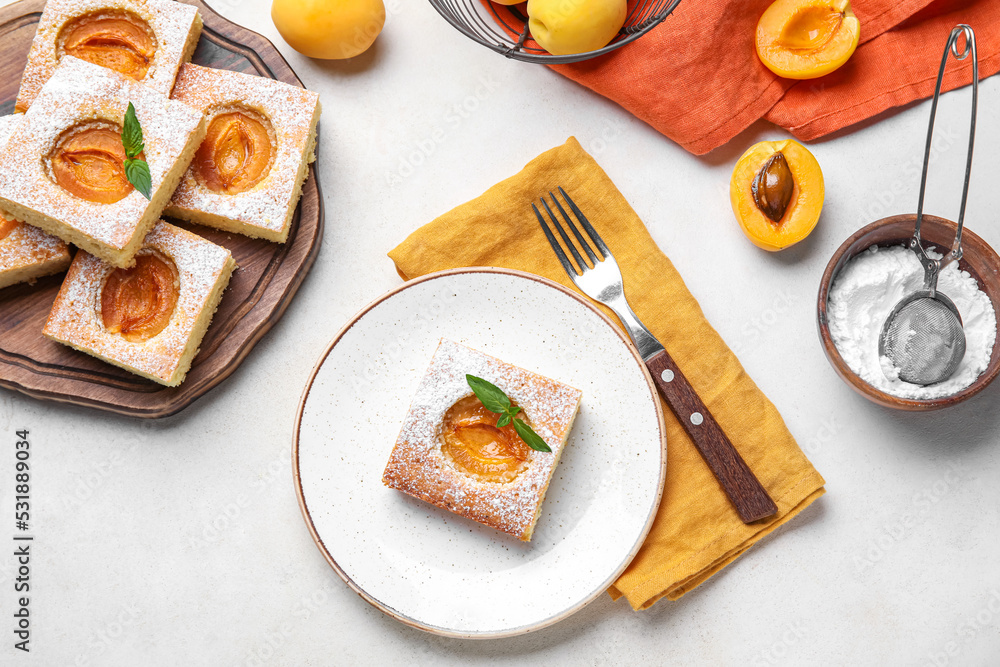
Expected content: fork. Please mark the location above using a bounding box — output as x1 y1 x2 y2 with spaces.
534 187 777 524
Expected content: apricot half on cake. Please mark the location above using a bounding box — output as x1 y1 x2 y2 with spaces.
43 221 236 387
50 120 143 205
58 10 157 81
440 395 532 484
730 139 824 252
100 251 179 342
195 109 275 195
382 340 582 542
755 0 860 79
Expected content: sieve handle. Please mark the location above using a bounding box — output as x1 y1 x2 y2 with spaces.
913 24 978 272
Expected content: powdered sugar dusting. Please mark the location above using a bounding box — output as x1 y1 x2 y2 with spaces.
382 339 582 540
0 57 204 250
829 244 997 399
167 64 321 236
16 0 200 111
0 114 72 283
43 220 234 384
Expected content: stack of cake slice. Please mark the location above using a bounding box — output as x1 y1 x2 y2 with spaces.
0 0 322 387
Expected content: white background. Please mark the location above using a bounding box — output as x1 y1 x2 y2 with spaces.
1 0 1000 664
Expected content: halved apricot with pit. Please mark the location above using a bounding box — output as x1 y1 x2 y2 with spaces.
730 139 824 252
756 0 860 79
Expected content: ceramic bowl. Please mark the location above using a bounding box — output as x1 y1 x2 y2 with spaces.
817 214 1000 410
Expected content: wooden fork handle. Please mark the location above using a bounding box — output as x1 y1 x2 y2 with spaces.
646 350 778 524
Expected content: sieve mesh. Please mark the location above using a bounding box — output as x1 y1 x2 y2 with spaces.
881 297 967 385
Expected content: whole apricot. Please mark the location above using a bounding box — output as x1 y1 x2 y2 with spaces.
756 0 860 79
730 140 824 252
271 0 385 60
526 0 626 56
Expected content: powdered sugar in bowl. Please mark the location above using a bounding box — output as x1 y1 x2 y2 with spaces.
818 214 1000 410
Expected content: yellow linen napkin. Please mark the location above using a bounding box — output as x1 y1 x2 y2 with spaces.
388 137 825 609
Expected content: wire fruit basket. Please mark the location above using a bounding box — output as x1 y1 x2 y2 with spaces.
428 0 683 64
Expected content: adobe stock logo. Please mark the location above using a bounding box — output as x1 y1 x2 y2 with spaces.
385 76 503 187
922 588 1000 666
852 461 970 577
749 621 809 666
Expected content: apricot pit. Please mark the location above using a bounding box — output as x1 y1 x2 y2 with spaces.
756 0 860 79
730 139 824 252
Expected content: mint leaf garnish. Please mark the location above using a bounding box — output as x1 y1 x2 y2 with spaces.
121 102 144 158
513 418 551 453
466 374 511 414
121 102 151 200
466 374 551 453
124 159 151 200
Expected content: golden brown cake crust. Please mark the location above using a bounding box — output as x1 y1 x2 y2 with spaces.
43 220 235 386
0 57 206 268
0 222 73 289
165 63 321 243
15 0 201 112
0 114 72 289
382 339 582 541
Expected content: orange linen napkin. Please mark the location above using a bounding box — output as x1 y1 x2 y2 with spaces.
488 0 1000 154
388 138 826 609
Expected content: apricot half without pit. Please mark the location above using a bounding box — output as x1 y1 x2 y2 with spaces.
0 216 19 241
101 251 179 342
730 139 824 252
440 395 530 484
756 0 860 79
50 121 140 204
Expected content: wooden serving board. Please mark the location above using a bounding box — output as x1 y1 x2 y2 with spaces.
0 0 324 417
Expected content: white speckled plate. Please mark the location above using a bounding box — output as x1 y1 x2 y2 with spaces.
293 268 666 638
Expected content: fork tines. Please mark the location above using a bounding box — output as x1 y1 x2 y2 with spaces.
533 187 610 277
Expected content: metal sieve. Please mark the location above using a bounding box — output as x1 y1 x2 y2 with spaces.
879 24 978 387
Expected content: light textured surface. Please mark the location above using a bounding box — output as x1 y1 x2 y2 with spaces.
2 0 1000 664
